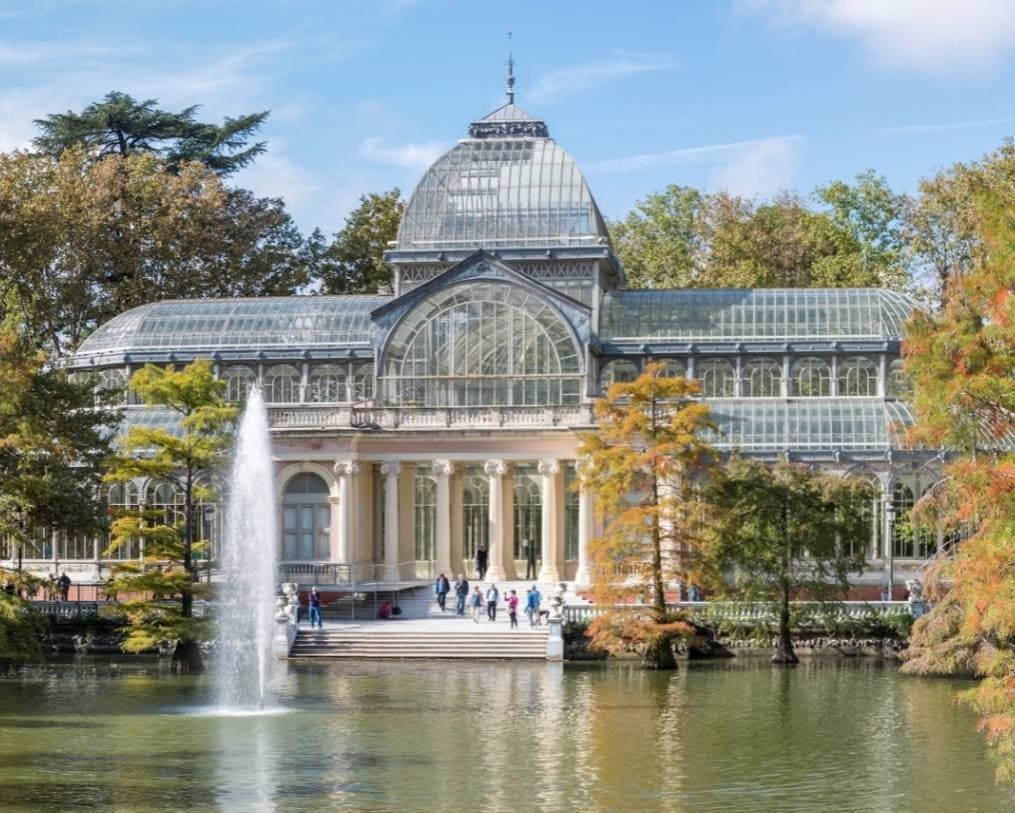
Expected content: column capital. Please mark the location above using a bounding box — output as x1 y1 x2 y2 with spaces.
334 459 361 477
575 457 594 480
537 458 560 477
433 459 455 478
484 459 508 477
379 460 402 478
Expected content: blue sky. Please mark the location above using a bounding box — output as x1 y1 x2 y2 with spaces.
2 0 1015 233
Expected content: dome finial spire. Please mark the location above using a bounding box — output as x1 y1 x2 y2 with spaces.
506 31 515 104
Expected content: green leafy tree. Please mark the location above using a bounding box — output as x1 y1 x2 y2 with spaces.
703 458 873 664
577 361 717 669
0 303 118 569
319 189 404 293
0 149 308 357
33 91 268 176
105 360 236 673
900 184 1015 782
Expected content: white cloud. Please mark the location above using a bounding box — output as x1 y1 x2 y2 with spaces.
874 116 1015 136
526 52 674 103
361 137 447 169
234 140 320 215
746 0 1015 73
708 136 805 198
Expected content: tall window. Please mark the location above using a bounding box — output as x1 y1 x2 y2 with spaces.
839 356 879 396
105 483 141 560
887 359 911 399
791 357 831 397
281 473 330 560
655 358 686 379
414 468 436 561
308 364 348 403
264 364 301 403
513 466 542 561
382 281 583 407
564 464 579 560
744 358 782 397
601 359 639 390
222 365 257 403
892 478 936 559
697 358 735 397
352 362 375 401
462 468 489 565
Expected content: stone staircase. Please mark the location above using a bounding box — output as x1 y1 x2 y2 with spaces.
289 624 550 660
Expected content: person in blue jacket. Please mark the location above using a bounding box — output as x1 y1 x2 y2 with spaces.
434 573 450 612
525 585 542 627
308 587 323 629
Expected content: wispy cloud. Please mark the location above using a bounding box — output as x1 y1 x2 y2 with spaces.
361 137 447 169
874 116 1015 136
526 52 674 103
745 0 1015 74
591 135 804 173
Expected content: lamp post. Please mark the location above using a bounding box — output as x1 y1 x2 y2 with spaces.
884 500 896 601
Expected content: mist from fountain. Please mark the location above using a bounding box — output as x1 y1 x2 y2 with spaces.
214 387 278 711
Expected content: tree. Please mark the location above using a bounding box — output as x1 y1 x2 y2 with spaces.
900 184 1015 782
0 149 309 357
319 189 404 293
576 362 717 669
33 91 268 176
611 174 911 290
105 360 236 673
703 458 872 664
0 302 118 570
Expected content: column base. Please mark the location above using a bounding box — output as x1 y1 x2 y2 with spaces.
573 566 593 589
537 565 560 584
486 565 506 582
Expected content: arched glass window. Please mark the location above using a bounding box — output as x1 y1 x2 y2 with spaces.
264 364 301 404
352 362 374 401
887 359 911 399
414 468 436 561
513 467 542 562
601 359 640 391
791 357 831 397
744 358 782 397
839 356 879 396
281 473 330 560
381 281 583 407
105 483 141 560
95 368 128 405
845 474 881 559
697 358 735 397
222 365 257 403
462 468 489 568
308 364 348 403
656 358 687 379
891 477 936 559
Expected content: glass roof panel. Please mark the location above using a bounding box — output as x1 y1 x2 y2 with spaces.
600 289 917 341
74 296 391 364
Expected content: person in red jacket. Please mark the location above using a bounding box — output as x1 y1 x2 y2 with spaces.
505 589 520 629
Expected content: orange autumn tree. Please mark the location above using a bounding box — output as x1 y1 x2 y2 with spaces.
577 361 717 669
899 182 1015 782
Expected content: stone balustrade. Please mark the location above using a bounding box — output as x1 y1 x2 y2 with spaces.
268 404 594 431
563 600 915 626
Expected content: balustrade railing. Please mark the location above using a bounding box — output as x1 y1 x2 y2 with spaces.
277 561 427 587
268 404 593 430
563 601 914 626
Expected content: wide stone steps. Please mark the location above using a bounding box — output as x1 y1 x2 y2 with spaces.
290 629 549 660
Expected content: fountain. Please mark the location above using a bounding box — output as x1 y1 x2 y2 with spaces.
214 388 279 710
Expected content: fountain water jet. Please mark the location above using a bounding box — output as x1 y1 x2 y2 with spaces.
214 388 278 710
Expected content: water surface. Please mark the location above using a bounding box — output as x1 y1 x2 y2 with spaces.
0 658 1010 812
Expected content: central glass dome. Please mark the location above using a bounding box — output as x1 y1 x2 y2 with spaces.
396 103 609 252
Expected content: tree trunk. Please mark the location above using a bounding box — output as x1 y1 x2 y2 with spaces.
641 633 678 670
171 638 203 673
772 583 798 665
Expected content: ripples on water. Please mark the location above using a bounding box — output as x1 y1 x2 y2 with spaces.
0 658 1011 812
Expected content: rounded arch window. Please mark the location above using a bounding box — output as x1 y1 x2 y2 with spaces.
887 359 911 399
96 368 128 405
105 482 141 560
381 280 583 407
308 364 348 403
791 357 831 397
462 469 489 564
513 467 542 561
282 472 330 560
653 358 686 379
697 358 735 398
222 365 257 403
264 364 301 404
352 362 374 401
839 356 879 397
744 358 782 398
601 359 640 391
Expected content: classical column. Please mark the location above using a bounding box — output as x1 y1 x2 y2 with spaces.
333 460 361 566
574 459 595 587
538 459 561 583
434 460 454 576
484 459 508 582
380 461 401 581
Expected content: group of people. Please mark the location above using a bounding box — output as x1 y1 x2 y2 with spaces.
434 574 546 629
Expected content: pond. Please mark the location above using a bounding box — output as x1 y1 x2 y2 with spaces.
0 658 1011 812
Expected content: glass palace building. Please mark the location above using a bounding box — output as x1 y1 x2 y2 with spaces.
27 94 945 594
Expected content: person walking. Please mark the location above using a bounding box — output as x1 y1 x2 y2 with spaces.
523 538 537 580
57 572 71 601
469 585 483 623
476 544 488 581
434 573 450 612
506 589 520 629
308 587 323 629
525 585 542 627
454 573 470 616
485 584 499 621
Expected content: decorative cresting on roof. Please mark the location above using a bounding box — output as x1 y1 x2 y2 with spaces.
468 103 550 139
72 296 391 365
599 289 918 342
